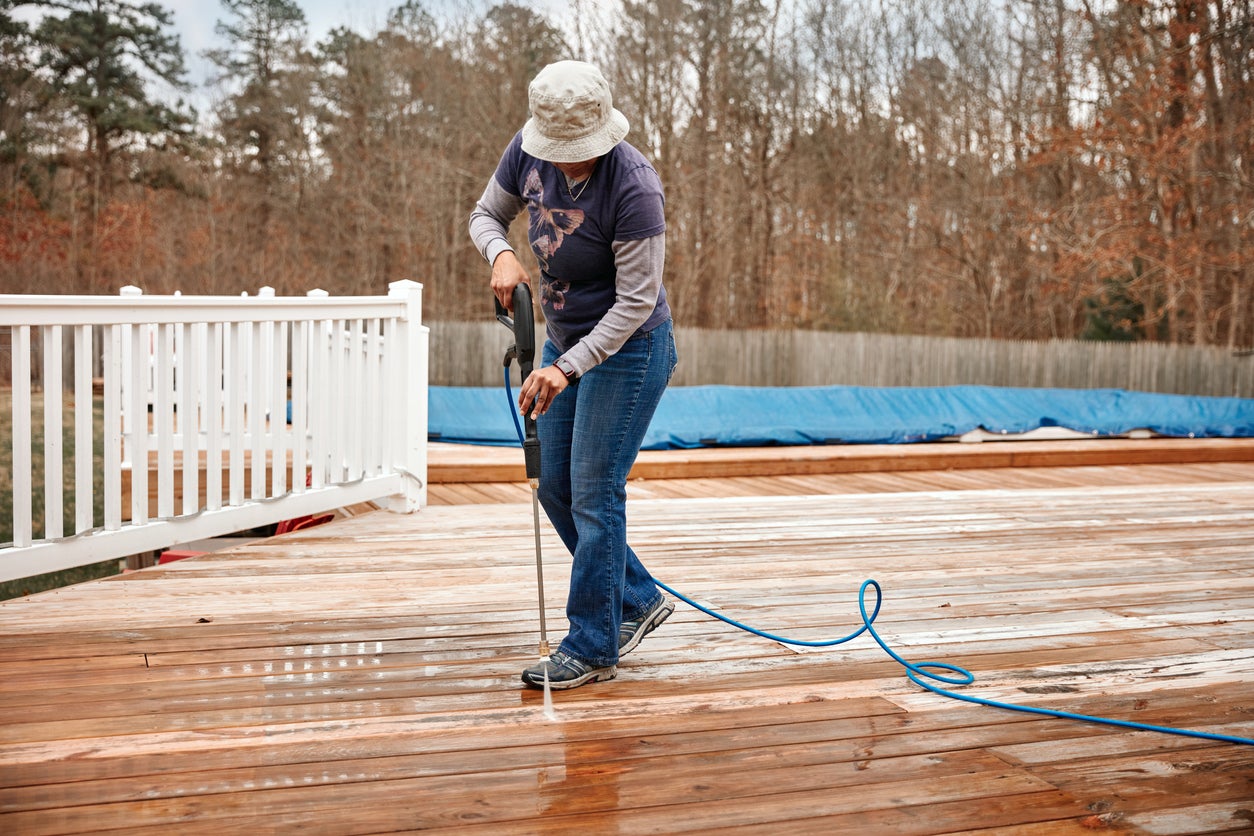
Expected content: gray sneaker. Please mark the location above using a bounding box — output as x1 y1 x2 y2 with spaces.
618 598 675 656
521 650 616 690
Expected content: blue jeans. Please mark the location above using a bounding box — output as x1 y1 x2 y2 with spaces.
537 319 677 667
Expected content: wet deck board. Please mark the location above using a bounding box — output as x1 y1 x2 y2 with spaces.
1 448 1253 834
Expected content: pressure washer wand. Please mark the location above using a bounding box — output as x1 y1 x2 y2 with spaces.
528 468 548 658
496 285 549 659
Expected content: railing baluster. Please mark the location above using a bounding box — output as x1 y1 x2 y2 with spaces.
172 308 183 412
228 322 245 506
129 319 148 525
43 325 64 540
272 321 288 495
156 323 175 519
120 323 132 467
74 324 93 533
365 317 382 477
206 322 223 512
103 325 123 531
330 318 346 484
181 322 200 516
309 312 328 490
250 320 265 500
12 326 33 547
347 318 363 481
292 319 309 494
380 316 395 480
256 290 277 497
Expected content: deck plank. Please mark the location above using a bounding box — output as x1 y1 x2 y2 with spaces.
1 445 1253 833
431 458 1254 505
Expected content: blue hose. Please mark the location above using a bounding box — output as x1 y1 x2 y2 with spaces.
657 578 1254 746
504 366 525 445
501 372 1253 746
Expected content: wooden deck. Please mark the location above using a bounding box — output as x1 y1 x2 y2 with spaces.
3 440 1254 834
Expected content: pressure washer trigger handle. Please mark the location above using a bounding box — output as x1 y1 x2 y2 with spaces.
494 296 514 331
510 284 536 369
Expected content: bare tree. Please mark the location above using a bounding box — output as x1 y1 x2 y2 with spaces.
206 0 313 287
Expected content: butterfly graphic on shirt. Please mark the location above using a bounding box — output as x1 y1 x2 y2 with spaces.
523 167 585 274
541 278 570 311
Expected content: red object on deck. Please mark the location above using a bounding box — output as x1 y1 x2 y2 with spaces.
158 550 207 564
275 514 334 534
275 470 335 534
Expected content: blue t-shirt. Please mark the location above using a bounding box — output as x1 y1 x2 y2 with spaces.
493 132 670 353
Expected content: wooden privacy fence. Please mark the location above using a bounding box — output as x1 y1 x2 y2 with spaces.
1 282 428 583
8 320 1250 396
431 322 1254 397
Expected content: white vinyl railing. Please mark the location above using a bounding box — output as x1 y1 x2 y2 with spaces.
1 280 428 583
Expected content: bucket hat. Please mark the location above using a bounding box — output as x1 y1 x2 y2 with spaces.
521 61 630 163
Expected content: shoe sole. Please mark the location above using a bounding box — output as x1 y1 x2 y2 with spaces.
619 599 675 656
522 665 616 691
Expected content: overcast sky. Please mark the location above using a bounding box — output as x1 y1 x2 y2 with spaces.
14 1 567 86
169 0 444 88
14 0 591 110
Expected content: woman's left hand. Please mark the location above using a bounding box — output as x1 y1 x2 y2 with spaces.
519 366 570 419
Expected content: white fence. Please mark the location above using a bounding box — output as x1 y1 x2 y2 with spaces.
1 281 428 583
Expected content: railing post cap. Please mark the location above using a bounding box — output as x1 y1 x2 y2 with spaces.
388 279 423 296
120 286 142 296
259 286 275 297
306 289 329 298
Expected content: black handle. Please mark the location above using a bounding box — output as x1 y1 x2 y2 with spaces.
496 284 541 481
494 284 535 371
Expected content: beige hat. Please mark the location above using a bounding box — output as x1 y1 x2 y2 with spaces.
521 61 630 163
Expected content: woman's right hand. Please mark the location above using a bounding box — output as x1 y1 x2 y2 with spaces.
491 250 531 311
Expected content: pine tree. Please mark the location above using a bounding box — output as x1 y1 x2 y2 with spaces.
30 0 192 198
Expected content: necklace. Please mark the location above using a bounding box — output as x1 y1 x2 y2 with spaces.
567 172 593 202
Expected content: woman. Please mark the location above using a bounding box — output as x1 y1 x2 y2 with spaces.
469 60 677 690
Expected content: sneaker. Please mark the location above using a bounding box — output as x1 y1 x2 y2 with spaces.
618 598 675 656
521 650 616 691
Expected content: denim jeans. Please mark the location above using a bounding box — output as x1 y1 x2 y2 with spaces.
537 319 677 667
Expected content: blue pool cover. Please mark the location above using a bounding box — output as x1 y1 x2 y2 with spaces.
428 385 1254 449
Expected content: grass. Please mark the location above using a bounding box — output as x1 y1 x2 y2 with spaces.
0 388 117 600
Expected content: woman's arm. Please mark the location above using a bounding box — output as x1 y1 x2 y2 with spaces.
469 178 525 269
469 179 530 310
559 233 665 377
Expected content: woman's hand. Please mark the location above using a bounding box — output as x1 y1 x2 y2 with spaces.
491 250 531 311
519 365 570 419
